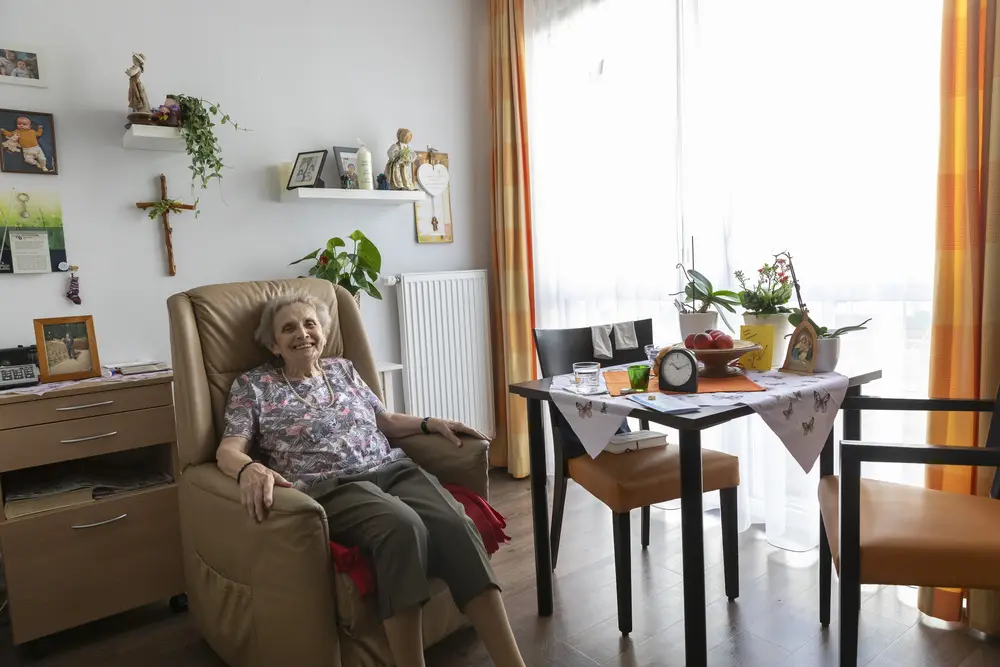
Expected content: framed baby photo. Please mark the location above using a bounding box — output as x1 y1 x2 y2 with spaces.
0 109 58 175
333 146 360 189
286 150 327 190
0 46 46 88
33 315 102 383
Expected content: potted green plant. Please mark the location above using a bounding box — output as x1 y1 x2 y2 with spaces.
787 309 871 372
671 263 739 337
734 257 795 364
164 94 245 215
290 230 383 306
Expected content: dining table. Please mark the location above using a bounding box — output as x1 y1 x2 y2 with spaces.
508 367 882 667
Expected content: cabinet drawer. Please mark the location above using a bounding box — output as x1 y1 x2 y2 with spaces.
0 485 184 644
0 383 172 430
0 406 176 472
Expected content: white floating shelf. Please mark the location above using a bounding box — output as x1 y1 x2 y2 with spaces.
122 125 184 152
281 188 426 204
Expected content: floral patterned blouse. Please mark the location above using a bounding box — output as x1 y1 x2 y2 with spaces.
223 357 405 488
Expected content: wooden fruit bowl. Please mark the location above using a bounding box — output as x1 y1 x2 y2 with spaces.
671 340 762 378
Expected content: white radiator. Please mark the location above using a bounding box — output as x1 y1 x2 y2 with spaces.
393 270 495 437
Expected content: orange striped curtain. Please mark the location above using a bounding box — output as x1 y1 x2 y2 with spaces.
922 0 1000 632
489 0 536 478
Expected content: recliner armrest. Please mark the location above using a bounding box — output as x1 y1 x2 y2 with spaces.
391 434 490 499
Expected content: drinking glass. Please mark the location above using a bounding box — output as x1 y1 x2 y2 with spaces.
627 364 651 392
645 344 660 365
572 361 601 394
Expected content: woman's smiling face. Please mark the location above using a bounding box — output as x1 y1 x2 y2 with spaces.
269 302 326 365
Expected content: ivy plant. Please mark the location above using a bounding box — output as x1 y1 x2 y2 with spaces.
172 94 246 214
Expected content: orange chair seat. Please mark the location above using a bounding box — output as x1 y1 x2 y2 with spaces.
567 445 740 514
819 476 1000 589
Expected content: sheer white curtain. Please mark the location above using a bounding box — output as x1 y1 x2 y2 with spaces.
527 0 942 545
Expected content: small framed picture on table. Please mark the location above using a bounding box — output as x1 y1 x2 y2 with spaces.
286 150 327 190
33 315 102 383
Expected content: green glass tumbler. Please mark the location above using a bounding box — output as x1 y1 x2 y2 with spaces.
627 364 651 392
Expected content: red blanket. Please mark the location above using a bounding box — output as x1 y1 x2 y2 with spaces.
329 484 510 596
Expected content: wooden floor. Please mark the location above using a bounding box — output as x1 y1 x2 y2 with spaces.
1 471 998 667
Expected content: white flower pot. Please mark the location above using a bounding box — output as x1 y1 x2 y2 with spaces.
814 336 841 373
679 311 719 340
743 313 793 368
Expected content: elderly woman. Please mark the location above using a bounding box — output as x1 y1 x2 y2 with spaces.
216 292 525 667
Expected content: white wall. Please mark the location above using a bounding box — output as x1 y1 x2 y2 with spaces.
0 0 491 375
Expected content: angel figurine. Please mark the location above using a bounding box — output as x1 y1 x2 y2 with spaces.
385 128 417 191
125 52 151 118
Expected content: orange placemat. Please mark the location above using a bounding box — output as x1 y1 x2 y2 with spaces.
603 370 765 397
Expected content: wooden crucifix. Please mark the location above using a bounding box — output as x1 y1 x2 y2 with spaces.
135 174 194 276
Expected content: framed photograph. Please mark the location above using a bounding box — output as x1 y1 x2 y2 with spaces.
333 146 360 189
33 315 102 383
0 109 58 175
413 151 453 244
0 47 45 88
286 150 327 190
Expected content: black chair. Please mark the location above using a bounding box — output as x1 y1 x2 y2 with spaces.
534 319 741 635
819 385 1000 667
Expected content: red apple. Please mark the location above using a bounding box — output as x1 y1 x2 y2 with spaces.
684 333 697 348
693 333 714 349
713 334 734 349
709 329 726 340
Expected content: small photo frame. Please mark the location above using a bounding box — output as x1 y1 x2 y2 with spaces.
286 150 327 190
781 319 818 375
33 315 102 383
0 109 58 175
0 47 45 88
333 146 360 189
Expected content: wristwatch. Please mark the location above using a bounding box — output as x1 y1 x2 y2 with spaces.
420 417 431 434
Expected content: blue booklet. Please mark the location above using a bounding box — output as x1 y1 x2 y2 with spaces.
626 392 700 415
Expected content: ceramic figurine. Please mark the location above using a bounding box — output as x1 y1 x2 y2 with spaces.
125 53 152 124
376 173 390 190
385 128 417 191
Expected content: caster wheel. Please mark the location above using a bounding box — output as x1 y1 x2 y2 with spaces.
170 593 189 613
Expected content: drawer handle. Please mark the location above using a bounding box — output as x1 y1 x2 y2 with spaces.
56 400 115 412
60 431 118 444
71 513 128 530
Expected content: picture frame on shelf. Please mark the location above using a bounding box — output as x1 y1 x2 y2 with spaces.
332 146 360 189
33 315 102 383
0 109 58 175
413 150 453 244
0 46 46 88
286 150 327 190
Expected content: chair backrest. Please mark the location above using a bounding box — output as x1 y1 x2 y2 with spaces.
533 319 654 377
988 382 1000 499
166 278 381 468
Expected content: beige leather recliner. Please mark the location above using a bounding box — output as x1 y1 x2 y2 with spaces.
167 278 489 667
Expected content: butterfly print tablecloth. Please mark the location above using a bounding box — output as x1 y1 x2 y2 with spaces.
549 367 848 471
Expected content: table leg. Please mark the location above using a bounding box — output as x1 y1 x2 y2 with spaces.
679 428 707 667
527 397 553 616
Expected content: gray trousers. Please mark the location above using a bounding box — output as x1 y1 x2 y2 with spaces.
307 458 499 619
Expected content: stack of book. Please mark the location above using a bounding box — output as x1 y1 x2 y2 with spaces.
3 466 173 519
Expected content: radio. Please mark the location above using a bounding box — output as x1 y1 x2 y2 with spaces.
0 345 41 389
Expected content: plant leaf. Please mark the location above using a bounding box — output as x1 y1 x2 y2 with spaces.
356 239 382 273
687 269 713 294
327 237 346 250
289 249 320 265
364 281 383 300
348 229 368 243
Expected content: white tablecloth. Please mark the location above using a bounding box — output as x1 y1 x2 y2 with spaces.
549 367 848 472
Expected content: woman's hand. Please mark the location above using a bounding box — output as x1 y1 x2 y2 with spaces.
426 418 488 447
240 463 293 522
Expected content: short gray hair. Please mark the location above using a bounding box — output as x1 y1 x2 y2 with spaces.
254 290 332 349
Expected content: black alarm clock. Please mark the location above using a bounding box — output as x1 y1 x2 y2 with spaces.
657 347 699 393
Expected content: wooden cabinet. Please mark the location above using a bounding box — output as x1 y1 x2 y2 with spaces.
0 375 184 644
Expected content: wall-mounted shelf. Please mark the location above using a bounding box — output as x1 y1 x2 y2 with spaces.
276 162 425 205
122 125 184 152
281 188 426 204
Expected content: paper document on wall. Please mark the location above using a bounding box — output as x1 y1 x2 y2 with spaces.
10 230 50 273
